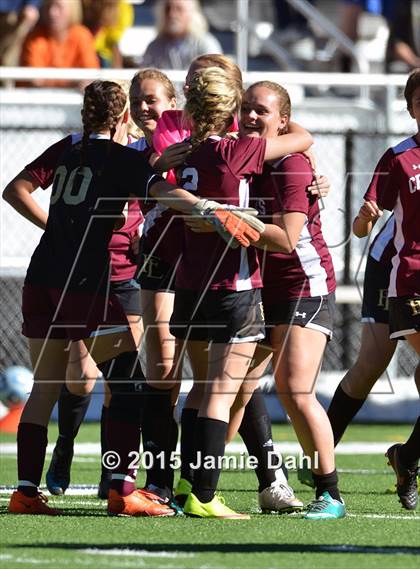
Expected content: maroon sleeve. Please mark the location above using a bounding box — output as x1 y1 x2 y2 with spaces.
220 137 267 177
271 154 313 215
364 148 396 202
25 135 73 189
376 161 399 211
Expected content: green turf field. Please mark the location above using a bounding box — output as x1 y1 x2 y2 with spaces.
0 423 419 569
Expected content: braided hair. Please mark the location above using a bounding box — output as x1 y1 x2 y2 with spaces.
184 67 242 148
80 80 128 165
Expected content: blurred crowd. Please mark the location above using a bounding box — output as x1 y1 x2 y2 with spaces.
0 0 418 86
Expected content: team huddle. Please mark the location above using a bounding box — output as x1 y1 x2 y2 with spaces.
2 56 419 520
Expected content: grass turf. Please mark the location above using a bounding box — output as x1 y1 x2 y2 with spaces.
0 423 419 569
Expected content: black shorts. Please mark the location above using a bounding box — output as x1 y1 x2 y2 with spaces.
136 240 177 293
111 279 141 316
263 293 335 342
361 255 391 324
389 296 420 340
170 288 265 344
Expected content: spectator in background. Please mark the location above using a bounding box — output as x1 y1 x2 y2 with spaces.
385 0 420 72
83 0 134 68
141 0 222 70
20 0 99 87
272 0 315 44
338 0 396 72
0 0 40 66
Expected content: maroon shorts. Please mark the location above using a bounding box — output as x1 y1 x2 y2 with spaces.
22 284 129 340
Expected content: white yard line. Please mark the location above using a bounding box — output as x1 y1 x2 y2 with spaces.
0 441 393 455
82 548 194 558
346 513 420 521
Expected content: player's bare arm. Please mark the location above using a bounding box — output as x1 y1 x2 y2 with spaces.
352 200 383 238
255 211 306 253
2 169 47 230
264 122 313 161
307 174 330 198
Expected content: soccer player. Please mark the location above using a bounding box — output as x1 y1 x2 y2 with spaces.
149 54 331 515
239 81 345 519
166 66 313 519
359 69 420 510
8 70 182 503
3 79 233 516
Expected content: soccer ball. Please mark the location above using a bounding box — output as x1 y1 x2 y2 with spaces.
0 366 33 407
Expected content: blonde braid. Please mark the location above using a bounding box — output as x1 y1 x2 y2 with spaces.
184 67 242 148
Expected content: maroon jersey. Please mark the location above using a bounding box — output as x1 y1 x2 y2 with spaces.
252 153 336 303
109 200 142 281
26 133 144 282
175 136 266 291
25 135 162 293
362 141 419 266
375 139 420 298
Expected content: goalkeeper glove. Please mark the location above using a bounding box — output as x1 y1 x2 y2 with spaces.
191 199 265 248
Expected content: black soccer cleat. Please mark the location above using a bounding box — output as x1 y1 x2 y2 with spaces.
386 443 419 510
46 439 74 496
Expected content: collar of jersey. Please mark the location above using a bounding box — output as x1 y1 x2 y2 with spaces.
89 133 111 140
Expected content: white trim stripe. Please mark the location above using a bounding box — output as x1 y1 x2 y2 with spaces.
89 325 129 338
236 178 252 291
390 328 417 339
370 215 395 262
294 223 329 296
388 194 405 297
230 332 265 344
305 322 333 338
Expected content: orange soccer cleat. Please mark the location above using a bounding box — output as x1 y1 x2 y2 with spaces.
8 490 59 515
107 489 175 517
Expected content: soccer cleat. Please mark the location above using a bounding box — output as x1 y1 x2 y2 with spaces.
8 490 59 515
138 487 165 503
386 444 419 510
259 480 304 513
107 489 175 517
304 491 346 520
46 442 74 495
184 492 250 519
174 477 192 507
97 475 111 500
297 464 315 488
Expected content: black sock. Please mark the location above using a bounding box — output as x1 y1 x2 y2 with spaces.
313 469 341 502
180 407 199 483
165 414 179 493
192 417 228 504
327 384 366 446
238 388 279 492
57 384 91 447
100 406 111 480
143 384 174 498
399 417 420 467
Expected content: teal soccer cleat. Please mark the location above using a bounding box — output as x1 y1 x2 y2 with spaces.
304 491 346 520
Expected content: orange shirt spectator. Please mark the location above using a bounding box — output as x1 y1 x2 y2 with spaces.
20 0 99 87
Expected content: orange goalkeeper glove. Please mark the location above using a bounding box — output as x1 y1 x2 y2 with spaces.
191 199 265 248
